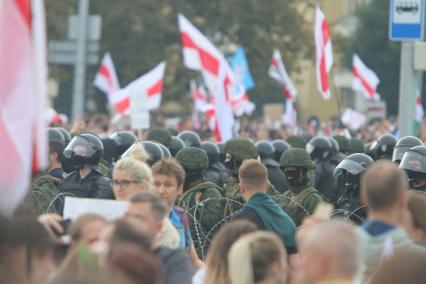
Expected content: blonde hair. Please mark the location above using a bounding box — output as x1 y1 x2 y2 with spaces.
228 231 288 284
124 143 149 163
113 157 153 191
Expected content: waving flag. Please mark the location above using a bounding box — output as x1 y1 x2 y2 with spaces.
268 49 297 101
416 94 424 123
352 54 380 101
94 53 121 101
178 14 235 141
282 100 297 127
112 61 166 114
0 0 48 216
314 6 333 100
231 46 255 91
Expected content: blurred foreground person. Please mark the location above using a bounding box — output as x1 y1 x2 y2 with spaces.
228 231 288 284
359 161 426 282
297 219 362 284
197 220 258 284
233 159 296 254
125 193 192 284
400 191 426 246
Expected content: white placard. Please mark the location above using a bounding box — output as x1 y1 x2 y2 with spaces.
63 197 128 221
130 90 150 129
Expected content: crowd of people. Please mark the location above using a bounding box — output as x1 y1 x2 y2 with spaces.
2 112 426 284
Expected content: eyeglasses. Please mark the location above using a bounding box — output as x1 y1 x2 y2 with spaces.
112 179 141 189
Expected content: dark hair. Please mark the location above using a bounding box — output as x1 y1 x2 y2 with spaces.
151 159 186 186
49 140 65 162
129 193 167 221
111 219 152 251
361 161 407 210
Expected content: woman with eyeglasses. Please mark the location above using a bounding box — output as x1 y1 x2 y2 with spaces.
112 157 153 201
112 157 180 250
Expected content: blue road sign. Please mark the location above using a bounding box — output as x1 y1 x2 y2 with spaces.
390 0 425 41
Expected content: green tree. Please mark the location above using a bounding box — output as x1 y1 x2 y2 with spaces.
46 0 311 116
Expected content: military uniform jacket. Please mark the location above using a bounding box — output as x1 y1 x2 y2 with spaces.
177 180 224 250
275 185 323 226
31 172 61 214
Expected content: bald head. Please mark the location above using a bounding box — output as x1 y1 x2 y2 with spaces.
299 219 362 283
361 161 408 211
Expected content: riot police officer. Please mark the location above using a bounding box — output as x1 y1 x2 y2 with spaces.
399 145 426 191
333 153 374 224
392 136 423 165
110 131 138 161
178 130 202 148
256 141 289 193
169 136 186 157
369 134 397 161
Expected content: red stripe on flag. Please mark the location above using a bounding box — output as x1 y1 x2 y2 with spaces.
15 0 31 29
99 64 114 89
271 58 279 68
213 121 222 142
322 19 330 45
319 53 329 93
353 67 375 97
115 98 130 113
147 79 163 97
181 32 220 76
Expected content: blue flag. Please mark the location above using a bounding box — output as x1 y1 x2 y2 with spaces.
231 46 255 91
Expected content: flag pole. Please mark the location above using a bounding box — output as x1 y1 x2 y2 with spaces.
329 67 342 117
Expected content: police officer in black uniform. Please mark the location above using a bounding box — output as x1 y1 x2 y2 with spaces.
54 133 114 214
399 145 426 191
272 140 291 163
110 131 138 161
306 137 337 204
369 134 397 161
392 136 423 165
333 153 374 224
256 141 289 193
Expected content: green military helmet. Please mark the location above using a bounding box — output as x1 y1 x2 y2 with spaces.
224 138 258 162
333 135 350 154
349 138 365 154
147 128 172 148
176 147 209 170
280 148 314 169
286 136 307 149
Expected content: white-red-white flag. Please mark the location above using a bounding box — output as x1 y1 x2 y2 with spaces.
314 6 333 100
0 0 48 216
190 80 217 130
178 14 234 141
282 100 297 127
268 49 297 101
416 94 424 123
352 54 380 101
112 61 166 114
94 52 120 102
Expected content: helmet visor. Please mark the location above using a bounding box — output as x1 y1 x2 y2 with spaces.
399 151 426 173
333 159 365 177
63 136 98 159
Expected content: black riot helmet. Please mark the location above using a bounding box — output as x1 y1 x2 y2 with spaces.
392 136 423 163
201 141 220 165
140 141 164 166
48 128 65 144
369 134 397 161
255 141 279 166
329 137 340 153
272 140 291 163
157 143 171 159
177 130 202 148
306 137 332 161
55 127 72 146
63 133 104 169
110 131 138 159
399 145 426 176
169 136 185 157
101 137 118 164
334 153 375 193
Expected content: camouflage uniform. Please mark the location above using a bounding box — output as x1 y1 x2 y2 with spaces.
176 147 224 257
30 171 61 214
275 148 324 226
223 138 280 216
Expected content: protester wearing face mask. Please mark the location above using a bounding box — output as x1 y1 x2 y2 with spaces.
275 148 324 226
53 133 114 214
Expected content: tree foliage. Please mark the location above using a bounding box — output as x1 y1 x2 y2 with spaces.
46 0 311 115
